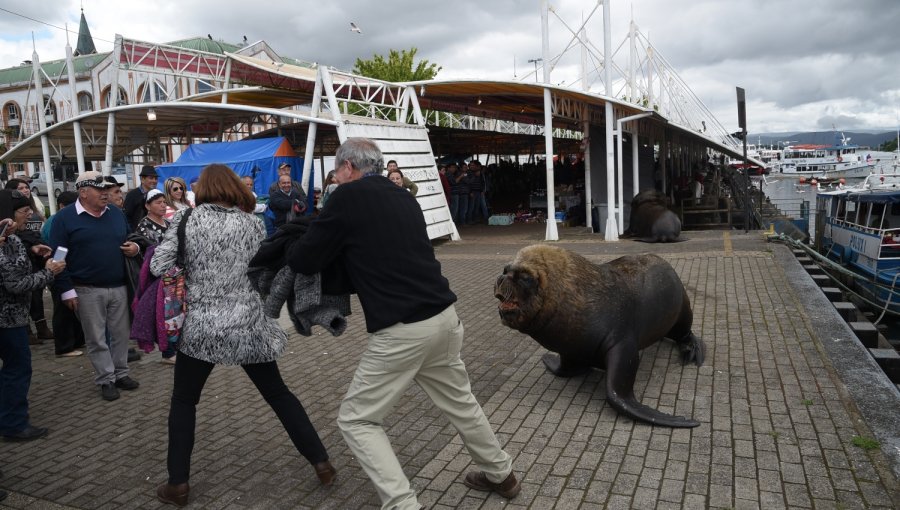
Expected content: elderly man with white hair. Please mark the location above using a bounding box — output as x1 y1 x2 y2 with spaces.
48 171 142 402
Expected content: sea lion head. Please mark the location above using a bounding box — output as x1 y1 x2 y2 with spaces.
494 245 576 331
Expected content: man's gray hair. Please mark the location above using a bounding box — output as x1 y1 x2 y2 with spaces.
336 138 383 176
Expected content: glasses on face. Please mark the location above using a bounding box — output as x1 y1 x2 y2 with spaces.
15 208 33 216
171 186 183 192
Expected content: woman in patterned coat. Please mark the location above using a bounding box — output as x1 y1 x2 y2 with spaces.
151 165 335 507
0 190 65 441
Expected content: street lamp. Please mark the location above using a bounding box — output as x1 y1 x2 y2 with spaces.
527 58 543 83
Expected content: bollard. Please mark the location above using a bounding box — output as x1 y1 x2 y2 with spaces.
849 322 879 348
821 287 842 302
803 264 823 275
869 348 900 383
811 274 830 287
833 302 857 321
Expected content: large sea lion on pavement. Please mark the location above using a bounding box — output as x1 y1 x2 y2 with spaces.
622 188 682 243
495 245 705 428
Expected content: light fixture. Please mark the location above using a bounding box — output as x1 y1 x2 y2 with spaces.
146 108 157 121
477 97 482 105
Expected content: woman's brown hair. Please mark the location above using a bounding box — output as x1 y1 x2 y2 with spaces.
194 164 256 213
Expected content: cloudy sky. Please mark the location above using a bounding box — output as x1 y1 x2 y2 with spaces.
1 0 898 134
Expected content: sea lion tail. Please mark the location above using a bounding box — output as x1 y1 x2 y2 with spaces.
678 332 706 367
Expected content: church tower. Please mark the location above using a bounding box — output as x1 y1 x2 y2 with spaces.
74 8 97 56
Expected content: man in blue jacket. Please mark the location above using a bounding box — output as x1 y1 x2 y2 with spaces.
288 138 519 509
49 171 141 401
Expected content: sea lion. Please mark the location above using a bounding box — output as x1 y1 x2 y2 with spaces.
495 245 705 428
622 189 682 242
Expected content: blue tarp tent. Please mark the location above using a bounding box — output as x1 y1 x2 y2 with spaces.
156 137 304 199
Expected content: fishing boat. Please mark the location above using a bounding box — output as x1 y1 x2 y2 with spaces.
815 173 900 311
780 132 877 180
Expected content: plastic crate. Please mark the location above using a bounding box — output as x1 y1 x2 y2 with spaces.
488 214 515 226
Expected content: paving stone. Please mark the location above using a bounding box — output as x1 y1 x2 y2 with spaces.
4 229 897 510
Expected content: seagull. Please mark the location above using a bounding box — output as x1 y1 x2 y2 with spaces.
350 22 362 34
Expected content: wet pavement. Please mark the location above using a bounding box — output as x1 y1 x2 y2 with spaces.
2 223 899 509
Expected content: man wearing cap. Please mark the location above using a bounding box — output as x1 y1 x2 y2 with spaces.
123 165 158 229
103 175 126 209
48 171 141 401
267 162 307 209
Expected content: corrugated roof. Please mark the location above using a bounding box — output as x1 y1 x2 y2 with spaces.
0 53 109 88
165 37 242 55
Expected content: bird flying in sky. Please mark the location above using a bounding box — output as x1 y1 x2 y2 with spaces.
350 22 362 34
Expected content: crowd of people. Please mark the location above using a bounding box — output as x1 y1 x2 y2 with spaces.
0 139 520 509
442 159 491 226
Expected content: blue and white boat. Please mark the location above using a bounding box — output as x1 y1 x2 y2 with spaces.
781 132 878 180
816 173 900 311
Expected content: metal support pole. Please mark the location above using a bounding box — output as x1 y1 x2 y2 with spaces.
301 68 323 213
603 0 617 241
221 58 232 104
31 50 57 214
581 28 592 232
541 0 558 240
616 115 653 233
103 35 123 176
65 35 86 177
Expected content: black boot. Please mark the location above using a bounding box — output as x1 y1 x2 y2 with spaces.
35 319 54 340
127 348 142 362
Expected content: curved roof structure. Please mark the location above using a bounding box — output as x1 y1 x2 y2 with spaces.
0 102 336 164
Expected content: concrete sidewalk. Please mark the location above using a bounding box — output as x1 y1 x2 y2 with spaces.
2 225 898 509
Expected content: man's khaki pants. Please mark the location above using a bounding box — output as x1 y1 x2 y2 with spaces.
338 305 512 510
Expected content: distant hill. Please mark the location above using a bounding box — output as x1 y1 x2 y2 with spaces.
748 131 898 149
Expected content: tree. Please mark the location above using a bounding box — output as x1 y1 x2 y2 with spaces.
353 47 441 82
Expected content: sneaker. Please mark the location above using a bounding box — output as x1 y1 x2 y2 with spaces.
3 424 49 442
463 471 521 499
100 383 120 401
114 376 140 391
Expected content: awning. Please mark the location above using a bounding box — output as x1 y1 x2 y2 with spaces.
0 102 336 164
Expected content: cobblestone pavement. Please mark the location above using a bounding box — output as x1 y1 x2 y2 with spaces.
2 224 899 509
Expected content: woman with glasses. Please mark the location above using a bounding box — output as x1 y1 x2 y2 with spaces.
0 189 66 442
163 177 193 221
4 180 52 345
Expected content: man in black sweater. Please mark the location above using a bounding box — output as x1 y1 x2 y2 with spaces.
288 138 519 509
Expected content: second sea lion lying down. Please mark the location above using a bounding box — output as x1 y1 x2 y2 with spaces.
622 188 682 243
495 245 705 428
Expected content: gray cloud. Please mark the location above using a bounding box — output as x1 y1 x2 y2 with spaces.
0 0 897 132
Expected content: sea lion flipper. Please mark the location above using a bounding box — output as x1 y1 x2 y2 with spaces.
678 332 706 367
604 342 701 428
541 353 590 377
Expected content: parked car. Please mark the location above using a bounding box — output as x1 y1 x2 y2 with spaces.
29 171 75 197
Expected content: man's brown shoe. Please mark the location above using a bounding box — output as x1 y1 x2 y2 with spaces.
463 471 521 498
314 461 337 486
157 482 189 507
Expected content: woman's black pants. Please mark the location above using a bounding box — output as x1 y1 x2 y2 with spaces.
166 352 329 484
